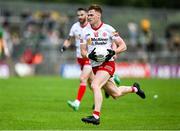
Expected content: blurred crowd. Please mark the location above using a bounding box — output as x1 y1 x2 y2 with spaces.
0 8 68 61
0 9 69 77
126 18 180 63
127 19 180 52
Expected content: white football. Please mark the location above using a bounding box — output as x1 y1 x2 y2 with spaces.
94 46 109 62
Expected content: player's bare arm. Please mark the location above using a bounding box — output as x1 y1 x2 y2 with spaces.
80 43 88 58
113 36 127 54
63 36 75 48
59 36 75 53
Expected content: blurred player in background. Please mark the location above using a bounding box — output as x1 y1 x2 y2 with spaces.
60 8 93 111
80 4 146 125
0 26 11 78
0 26 11 60
59 7 121 111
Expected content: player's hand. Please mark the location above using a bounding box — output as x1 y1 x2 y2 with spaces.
88 48 98 62
59 45 66 53
105 49 115 62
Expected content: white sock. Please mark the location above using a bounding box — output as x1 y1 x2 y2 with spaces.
132 87 138 93
74 99 80 106
93 114 99 119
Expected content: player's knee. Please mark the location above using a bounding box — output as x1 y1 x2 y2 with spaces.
80 76 87 83
111 92 122 99
91 82 98 91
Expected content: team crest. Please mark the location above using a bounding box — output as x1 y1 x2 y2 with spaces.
87 38 92 45
103 32 107 37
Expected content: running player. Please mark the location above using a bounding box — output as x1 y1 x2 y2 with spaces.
80 4 145 125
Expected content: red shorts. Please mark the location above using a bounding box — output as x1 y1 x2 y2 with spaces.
77 58 90 70
92 61 115 76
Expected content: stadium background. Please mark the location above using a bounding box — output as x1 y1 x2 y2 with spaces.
0 0 180 78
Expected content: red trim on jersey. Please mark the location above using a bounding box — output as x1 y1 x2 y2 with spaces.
91 22 103 31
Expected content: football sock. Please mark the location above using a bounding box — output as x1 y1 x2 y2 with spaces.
74 99 80 106
93 111 100 119
131 86 138 93
76 82 86 102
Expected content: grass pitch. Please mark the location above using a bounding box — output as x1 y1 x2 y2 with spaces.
0 76 180 130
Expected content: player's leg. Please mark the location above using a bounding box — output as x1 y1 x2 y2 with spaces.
92 71 110 112
87 70 97 110
104 74 121 98
87 68 94 89
82 70 110 125
103 79 145 99
67 64 92 111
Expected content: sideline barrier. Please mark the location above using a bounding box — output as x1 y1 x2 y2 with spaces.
60 62 180 78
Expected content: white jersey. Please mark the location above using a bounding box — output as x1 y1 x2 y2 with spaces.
81 23 120 67
69 22 90 58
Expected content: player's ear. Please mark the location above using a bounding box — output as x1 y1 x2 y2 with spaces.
96 12 101 18
98 14 101 19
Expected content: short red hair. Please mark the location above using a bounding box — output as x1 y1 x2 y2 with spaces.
88 4 102 14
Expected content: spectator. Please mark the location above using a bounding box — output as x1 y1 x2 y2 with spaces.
127 21 138 51
165 23 180 52
138 19 156 52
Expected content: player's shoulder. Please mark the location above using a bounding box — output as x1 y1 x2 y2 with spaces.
103 23 115 31
70 22 81 29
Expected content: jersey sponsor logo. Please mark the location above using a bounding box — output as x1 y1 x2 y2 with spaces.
91 38 108 45
91 38 108 41
94 41 107 45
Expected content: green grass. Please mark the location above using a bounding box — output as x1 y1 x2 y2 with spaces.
0 76 180 130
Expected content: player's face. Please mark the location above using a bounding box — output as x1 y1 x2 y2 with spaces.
88 9 100 25
77 10 87 24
